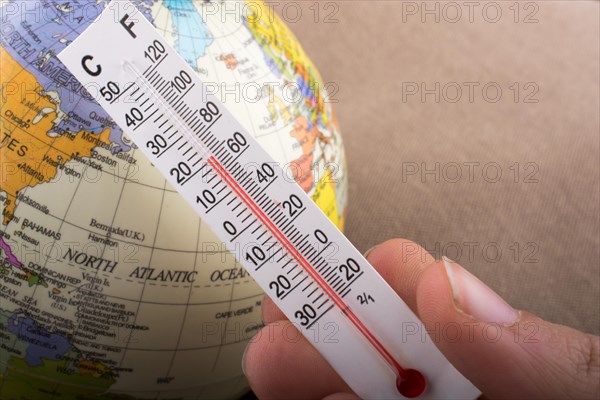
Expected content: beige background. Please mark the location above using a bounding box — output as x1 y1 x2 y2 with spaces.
283 1 599 334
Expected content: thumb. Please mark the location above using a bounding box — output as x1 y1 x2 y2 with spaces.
416 258 600 399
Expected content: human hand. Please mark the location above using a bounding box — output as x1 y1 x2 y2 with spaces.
242 239 600 399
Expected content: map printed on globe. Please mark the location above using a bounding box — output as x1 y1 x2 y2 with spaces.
0 0 347 398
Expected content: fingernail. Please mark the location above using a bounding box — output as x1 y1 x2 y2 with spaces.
442 257 519 325
241 343 250 377
363 245 378 259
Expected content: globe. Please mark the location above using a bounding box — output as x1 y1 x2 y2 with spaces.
0 1 348 399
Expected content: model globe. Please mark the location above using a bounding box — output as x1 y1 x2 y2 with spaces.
0 0 347 398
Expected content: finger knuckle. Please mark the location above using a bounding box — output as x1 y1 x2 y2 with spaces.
560 333 600 395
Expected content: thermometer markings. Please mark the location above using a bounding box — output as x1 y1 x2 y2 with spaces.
298 241 312 254
231 201 242 213
329 275 342 289
316 298 331 310
280 275 309 301
312 292 325 304
109 82 136 105
145 67 158 81
171 96 184 111
286 265 298 276
332 279 347 293
313 242 332 259
174 102 187 115
164 91 177 104
132 109 158 131
289 228 303 242
290 269 303 281
168 130 178 140
174 83 196 102
181 109 194 124
281 209 307 234
155 137 181 159
153 113 164 124
142 52 169 76
147 71 161 87
204 135 217 150
261 235 275 247
236 206 247 219
276 252 289 263
338 273 365 298
303 281 317 295
155 77 169 95
321 267 337 282
241 212 253 224
312 259 330 276
161 84 176 101
179 168 203 186
305 305 335 330
189 118 203 133
215 186 228 198
314 259 329 274
181 147 192 157
205 193 233 215
211 177 224 190
254 229 267 242
317 265 332 279
146 72 159 87
230 220 257 241
179 106 192 119
250 224 262 235
186 115 199 128
303 281 316 293
183 111 197 126
210 139 227 157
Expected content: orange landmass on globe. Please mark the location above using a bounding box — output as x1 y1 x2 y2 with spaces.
289 116 330 192
290 152 313 192
0 46 111 225
218 53 238 70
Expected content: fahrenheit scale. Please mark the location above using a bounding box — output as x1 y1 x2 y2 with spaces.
59 2 479 399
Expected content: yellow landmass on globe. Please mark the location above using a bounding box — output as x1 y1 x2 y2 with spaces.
78 359 111 378
313 169 344 231
245 0 329 127
0 46 111 225
264 84 292 125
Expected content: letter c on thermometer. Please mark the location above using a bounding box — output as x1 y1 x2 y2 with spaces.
82 55 102 77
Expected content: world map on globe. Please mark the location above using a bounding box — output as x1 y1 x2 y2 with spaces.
0 0 347 398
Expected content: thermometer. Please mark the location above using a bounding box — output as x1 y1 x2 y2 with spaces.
58 2 479 398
